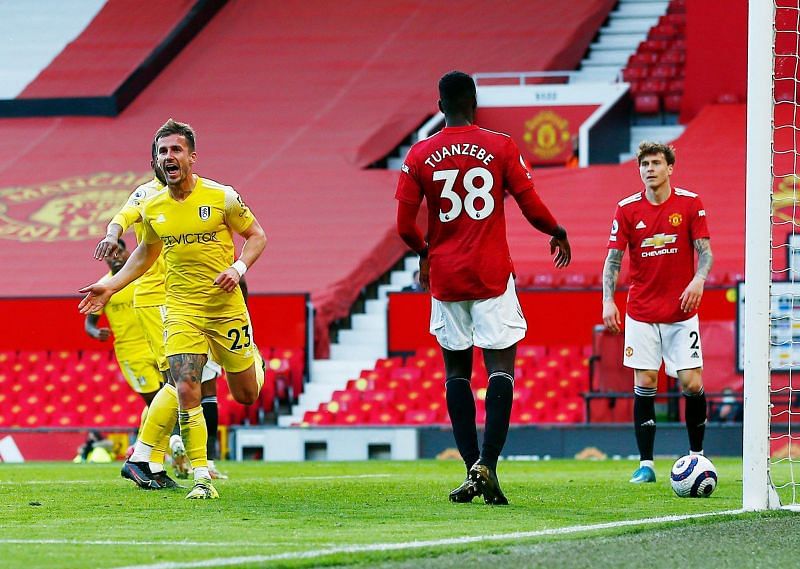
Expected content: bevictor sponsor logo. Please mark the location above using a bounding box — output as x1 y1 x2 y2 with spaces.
160 232 219 246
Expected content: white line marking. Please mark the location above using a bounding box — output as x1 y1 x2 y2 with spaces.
0 539 294 548
109 509 746 569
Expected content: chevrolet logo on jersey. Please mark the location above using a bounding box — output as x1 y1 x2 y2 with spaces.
641 233 678 258
641 233 677 249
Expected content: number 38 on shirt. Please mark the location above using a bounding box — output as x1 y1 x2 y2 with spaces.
434 167 495 222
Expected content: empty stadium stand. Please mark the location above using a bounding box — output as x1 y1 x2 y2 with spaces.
0 347 303 429
296 345 590 426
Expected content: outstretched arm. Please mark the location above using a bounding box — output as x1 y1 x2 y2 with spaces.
78 240 163 314
214 219 267 293
679 238 714 312
602 249 624 333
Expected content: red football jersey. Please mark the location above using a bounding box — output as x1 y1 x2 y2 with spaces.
396 125 548 301
608 188 710 323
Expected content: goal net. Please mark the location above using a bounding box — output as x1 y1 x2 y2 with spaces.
744 1 800 510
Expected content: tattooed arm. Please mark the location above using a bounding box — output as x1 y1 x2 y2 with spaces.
679 238 714 313
602 249 625 333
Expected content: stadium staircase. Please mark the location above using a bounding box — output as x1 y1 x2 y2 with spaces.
575 0 669 83
278 257 419 426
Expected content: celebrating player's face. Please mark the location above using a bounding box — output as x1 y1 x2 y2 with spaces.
639 152 673 191
156 134 196 186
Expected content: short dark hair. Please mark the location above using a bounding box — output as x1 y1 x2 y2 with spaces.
637 141 676 166
438 71 476 115
117 238 127 250
154 118 196 152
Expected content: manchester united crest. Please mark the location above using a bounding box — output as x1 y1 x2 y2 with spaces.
625 346 634 358
522 110 571 160
0 172 151 242
668 213 683 227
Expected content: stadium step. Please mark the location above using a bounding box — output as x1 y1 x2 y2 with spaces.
604 16 661 34
590 33 645 51
582 49 634 66
619 125 686 162
614 0 669 18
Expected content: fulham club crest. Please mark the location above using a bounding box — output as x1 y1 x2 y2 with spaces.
199 206 211 221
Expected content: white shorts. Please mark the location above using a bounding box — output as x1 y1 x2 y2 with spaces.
201 357 222 383
623 314 703 377
429 275 527 351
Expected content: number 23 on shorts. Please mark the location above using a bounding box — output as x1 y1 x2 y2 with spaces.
226 325 251 351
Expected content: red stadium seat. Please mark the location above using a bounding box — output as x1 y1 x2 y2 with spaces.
660 50 685 66
634 94 661 114
628 52 658 67
648 24 678 41
622 66 649 83
639 39 668 53
663 94 682 114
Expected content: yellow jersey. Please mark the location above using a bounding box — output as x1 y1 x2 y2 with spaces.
110 178 167 308
96 272 155 364
141 176 255 317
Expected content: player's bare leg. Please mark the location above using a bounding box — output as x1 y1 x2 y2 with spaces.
678 367 706 456
170 353 218 499
469 345 516 505
441 347 481 503
631 369 659 483
225 347 265 406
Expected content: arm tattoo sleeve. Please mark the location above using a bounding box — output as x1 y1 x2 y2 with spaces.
602 249 624 301
169 353 208 384
693 238 714 280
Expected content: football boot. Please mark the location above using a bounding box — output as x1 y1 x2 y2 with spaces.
630 465 657 483
469 463 509 505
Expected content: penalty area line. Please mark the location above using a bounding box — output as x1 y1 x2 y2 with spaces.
110 509 746 569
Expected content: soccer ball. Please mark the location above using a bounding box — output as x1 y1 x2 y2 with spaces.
670 454 718 497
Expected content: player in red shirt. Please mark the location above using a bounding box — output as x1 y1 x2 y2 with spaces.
396 71 570 504
602 141 713 484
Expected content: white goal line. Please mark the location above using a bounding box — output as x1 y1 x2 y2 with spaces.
109 509 746 569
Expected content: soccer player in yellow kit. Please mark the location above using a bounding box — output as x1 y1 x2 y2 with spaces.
95 147 226 482
84 240 162 405
80 119 266 499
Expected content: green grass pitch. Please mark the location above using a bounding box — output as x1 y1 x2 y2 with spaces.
1 459 798 568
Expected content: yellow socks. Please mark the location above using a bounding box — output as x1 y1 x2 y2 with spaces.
139 384 178 447
178 405 208 470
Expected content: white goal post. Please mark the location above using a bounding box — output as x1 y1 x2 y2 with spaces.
743 0 796 511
